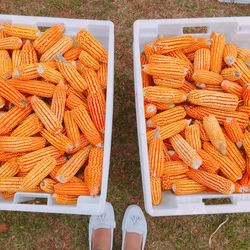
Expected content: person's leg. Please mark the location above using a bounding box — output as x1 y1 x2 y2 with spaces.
92 228 111 250
124 232 143 250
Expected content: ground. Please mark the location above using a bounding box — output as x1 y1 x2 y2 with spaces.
0 0 250 249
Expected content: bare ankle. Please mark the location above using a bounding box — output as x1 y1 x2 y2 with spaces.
124 232 143 250
92 228 111 250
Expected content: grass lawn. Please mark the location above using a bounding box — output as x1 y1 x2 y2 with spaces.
0 0 250 249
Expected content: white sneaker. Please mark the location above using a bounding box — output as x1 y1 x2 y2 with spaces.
89 202 116 250
122 205 147 250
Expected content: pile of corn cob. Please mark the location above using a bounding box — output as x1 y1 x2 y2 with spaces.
0 23 108 204
141 33 250 206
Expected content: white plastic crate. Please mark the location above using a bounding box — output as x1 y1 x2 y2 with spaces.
219 0 250 3
0 14 114 215
133 17 250 216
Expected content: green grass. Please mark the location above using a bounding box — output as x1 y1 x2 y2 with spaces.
0 0 250 249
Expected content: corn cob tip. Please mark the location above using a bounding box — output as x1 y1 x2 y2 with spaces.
235 70 241 78
55 52 67 62
196 83 206 89
146 120 153 128
191 158 202 169
37 65 44 74
12 69 20 78
218 143 227 156
167 103 175 109
96 143 103 148
21 100 28 108
153 127 161 139
71 61 77 67
56 175 65 183
25 39 31 45
225 55 235 66
236 141 243 148
168 150 175 156
17 38 22 46
231 184 236 193
184 68 189 76
36 31 42 37
246 84 250 89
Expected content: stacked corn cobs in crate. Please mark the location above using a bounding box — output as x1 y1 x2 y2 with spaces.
0 23 107 204
141 33 250 206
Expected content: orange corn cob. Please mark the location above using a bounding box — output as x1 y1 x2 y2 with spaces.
144 103 157 118
0 50 12 80
147 102 175 111
185 123 201 150
64 111 81 148
144 86 187 104
210 32 225 73
203 115 226 155
12 63 40 80
0 152 24 162
56 54 88 92
141 53 151 87
40 36 73 62
67 134 89 154
56 156 67 166
31 95 62 135
79 50 100 70
221 68 241 81
185 106 249 129
197 149 220 174
21 40 38 64
147 106 186 128
247 156 250 177
162 161 188 176
240 173 249 185
0 78 27 108
97 63 108 89
161 174 189 190
76 60 89 75
53 193 78 205
237 48 250 63
37 64 64 84
186 51 195 61
243 84 250 106
11 113 43 137
84 147 103 195
179 80 197 93
1 192 15 200
8 78 56 98
50 82 67 123
54 182 90 196
4 24 40 40
223 43 237 66
203 142 242 182
40 129 74 153
162 143 171 161
63 47 82 61
187 169 235 194
12 49 22 69
172 179 206 195
0 177 24 192
68 176 84 184
67 86 86 101
20 156 56 191
224 118 244 148
0 37 22 49
0 136 46 153
192 70 223 86
148 54 188 66
221 80 243 97
232 59 250 86
147 119 191 143
169 134 202 169
182 37 210 54
150 176 162 205
144 43 154 61
76 29 108 62
66 92 88 110
194 120 209 142
152 76 184 88
72 105 103 146
237 105 250 116
153 35 196 54
0 158 19 177
49 164 62 181
40 178 56 193
33 24 64 54
243 131 250 157
193 48 210 71
204 84 224 91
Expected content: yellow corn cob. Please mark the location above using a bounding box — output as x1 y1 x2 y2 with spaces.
0 50 12 80
144 103 157 119
232 59 250 86
37 64 64 84
76 29 108 62
147 119 191 143
0 78 27 108
0 152 24 162
142 63 187 79
54 182 90 196
237 48 250 63
153 35 196 54
193 120 209 142
150 176 162 205
144 86 187 104
147 102 175 111
11 113 43 137
0 177 24 192
243 84 250 106
66 92 88 110
221 68 241 82
63 47 82 61
40 129 74 153
0 158 19 177
179 80 197 93
21 40 38 64
224 118 244 148
4 24 40 40
193 48 210 71
64 111 81 148
187 169 235 194
0 37 22 50
79 50 100 70
72 105 103 146
162 161 188 176
223 43 237 66
148 54 187 66
243 131 250 157
221 80 243 97
20 156 56 191
67 134 89 154
0 136 46 153
153 76 184 88
31 95 62 135
185 123 201 150
192 70 223 86
210 32 225 73
84 147 103 195
172 179 206 195
144 43 154 61
203 142 242 182
53 193 78 205
148 129 164 177
56 54 88 92
237 105 250 116
169 134 202 169
33 24 64 54
12 49 22 70
185 106 249 129
1 192 15 200
203 115 226 155
161 174 189 190
39 178 56 193
97 63 108 89
40 36 73 62
182 37 210 54
197 149 220 174
147 106 186 128
12 63 40 80
8 78 56 98
188 90 238 111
